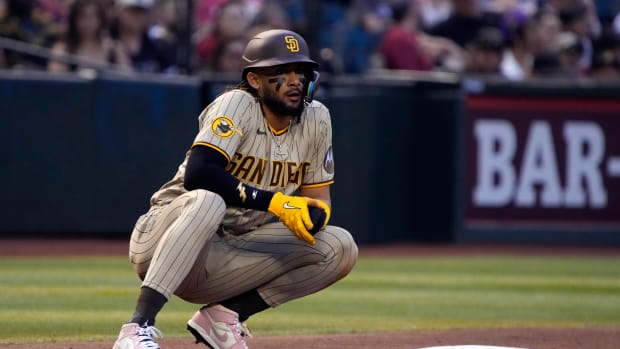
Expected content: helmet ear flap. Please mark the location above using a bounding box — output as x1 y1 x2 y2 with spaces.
303 71 320 104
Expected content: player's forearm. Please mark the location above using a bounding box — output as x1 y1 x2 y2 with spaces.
184 145 274 210
299 186 332 208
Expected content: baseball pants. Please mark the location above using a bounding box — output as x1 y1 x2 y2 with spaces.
129 189 358 307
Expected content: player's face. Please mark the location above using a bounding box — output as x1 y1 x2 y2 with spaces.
255 63 310 118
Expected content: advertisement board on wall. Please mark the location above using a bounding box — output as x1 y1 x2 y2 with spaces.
462 95 620 243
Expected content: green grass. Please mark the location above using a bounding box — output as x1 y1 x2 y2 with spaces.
1 255 619 344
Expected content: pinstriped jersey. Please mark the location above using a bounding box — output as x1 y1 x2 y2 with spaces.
149 89 335 234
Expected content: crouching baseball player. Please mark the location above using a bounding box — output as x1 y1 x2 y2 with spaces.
111 28 358 349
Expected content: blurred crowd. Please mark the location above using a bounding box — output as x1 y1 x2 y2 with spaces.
1 0 619 80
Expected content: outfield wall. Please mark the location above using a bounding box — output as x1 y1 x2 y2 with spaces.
1 70 618 245
0 71 202 235
459 80 620 245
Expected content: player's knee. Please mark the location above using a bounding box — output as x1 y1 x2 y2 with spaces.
321 226 358 277
187 189 226 219
338 228 358 276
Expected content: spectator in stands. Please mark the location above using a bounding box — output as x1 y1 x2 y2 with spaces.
588 27 620 79
47 0 132 73
481 0 538 17
338 0 390 74
426 0 502 48
193 0 226 33
100 0 117 29
193 0 260 42
195 0 251 71
557 0 599 72
246 0 291 37
529 9 562 77
557 31 586 77
37 0 68 24
417 27 465 72
377 0 434 71
147 0 180 65
499 10 538 80
0 0 62 69
531 30 584 78
208 34 246 73
417 0 451 31
111 0 178 73
274 0 308 32
463 26 505 77
532 7 562 53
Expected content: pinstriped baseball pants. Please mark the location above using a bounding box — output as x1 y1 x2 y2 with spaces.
129 189 358 307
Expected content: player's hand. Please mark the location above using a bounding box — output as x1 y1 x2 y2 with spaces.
307 199 331 235
268 192 316 244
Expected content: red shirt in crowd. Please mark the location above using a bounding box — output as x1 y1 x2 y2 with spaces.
379 25 432 71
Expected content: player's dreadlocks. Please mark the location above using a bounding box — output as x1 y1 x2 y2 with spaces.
229 80 256 97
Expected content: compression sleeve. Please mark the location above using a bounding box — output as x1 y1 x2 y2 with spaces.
184 145 274 211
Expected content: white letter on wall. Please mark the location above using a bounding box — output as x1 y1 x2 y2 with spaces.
564 122 607 208
473 119 516 207
515 121 563 207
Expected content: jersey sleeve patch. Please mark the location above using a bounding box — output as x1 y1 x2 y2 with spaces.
212 116 243 138
323 146 334 174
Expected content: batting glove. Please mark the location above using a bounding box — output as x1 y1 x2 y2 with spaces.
268 192 318 244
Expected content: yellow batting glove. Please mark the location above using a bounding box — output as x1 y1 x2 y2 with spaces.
268 192 315 245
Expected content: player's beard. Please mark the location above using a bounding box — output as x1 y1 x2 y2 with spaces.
261 88 305 119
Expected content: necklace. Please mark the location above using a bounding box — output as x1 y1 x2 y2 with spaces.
266 118 291 159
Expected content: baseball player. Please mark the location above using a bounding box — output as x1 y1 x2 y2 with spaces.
112 29 358 349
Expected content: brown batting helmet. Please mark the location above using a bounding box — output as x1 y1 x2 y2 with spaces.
242 29 318 79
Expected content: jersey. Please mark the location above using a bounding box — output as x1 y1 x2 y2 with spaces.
148 89 335 234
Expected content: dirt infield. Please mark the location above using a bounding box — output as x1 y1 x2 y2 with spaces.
2 238 619 349
3 327 620 349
